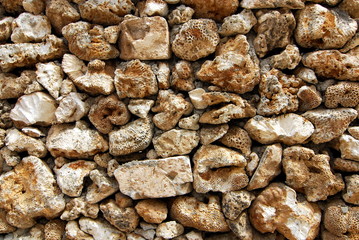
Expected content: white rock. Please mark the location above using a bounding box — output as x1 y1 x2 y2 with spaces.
156 221 184 239
61 197 99 221
188 88 208 109
79 217 126 240
219 9 257 36
86 170 119 204
36 62 63 99
339 134 359 161
141 0 168 17
55 93 89 123
65 220 93 240
21 127 44 138
128 99 155 118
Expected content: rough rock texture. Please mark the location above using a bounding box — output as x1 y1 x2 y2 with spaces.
219 126 251 156
86 169 118 204
135 199 168 224
168 5 194 26
333 158 359 172
36 62 63 99
55 92 89 123
325 81 359 108
339 0 359 19
343 175 359 204
0 17 13 42
339 134 359 161
298 85 322 111
0 71 36 100
156 221 184 239
222 190 255 221
114 156 193 199
219 9 257 36
170 60 195 91
61 197 99 221
79 217 126 240
263 44 302 71
240 0 305 9
200 124 229 145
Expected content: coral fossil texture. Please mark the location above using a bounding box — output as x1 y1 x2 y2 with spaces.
0 0 359 239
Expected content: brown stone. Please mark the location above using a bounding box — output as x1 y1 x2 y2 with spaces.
46 0 80 34
325 81 359 108
222 190 255 221
343 175 359 205
135 199 168 224
219 126 252 156
240 0 305 9
199 124 229 145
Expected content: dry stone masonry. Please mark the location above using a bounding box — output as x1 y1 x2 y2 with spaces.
0 0 358 239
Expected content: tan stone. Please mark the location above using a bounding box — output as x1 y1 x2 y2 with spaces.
119 16 170 60
283 146 345 201
85 170 118 204
325 81 359 108
89 94 130 134
60 79 76 97
240 0 305 9
0 35 66 72
172 19 219 61
170 195 229 232
181 0 238 21
36 62 63 99
295 4 357 49
103 25 120 44
135 199 168 224
153 129 199 158
199 124 229 145
0 209 16 234
55 92 90 123
22 0 45 14
168 5 194 26
188 88 207 110
44 219 66 240
349 126 359 139
0 0 23 14
109 117 153 156
222 190 255 221
178 114 200 130
227 211 253 240
339 134 359 161
170 61 195 91
295 67 318 84
268 44 302 70
139 0 168 17
302 47 359 81
154 62 171 89
0 70 36 100
340 32 359 53
247 144 282 190
0 129 5 148
3 224 45 240
0 147 20 167
219 126 251 156
333 158 359 172
0 156 65 228
339 0 359 19
156 221 184 239
219 9 256 36
249 183 321 240
115 192 134 208
128 99 154 118
61 197 99 221
303 108 357 144
114 60 158 98
0 17 13 42
343 175 359 205
197 35 260 94
114 156 193 199
253 9 296 57
244 114 314 145
61 54 87 84
79 217 126 240
298 85 322 111
152 90 192 130
65 220 93 240
62 21 119 61
46 121 109 159
193 144 248 193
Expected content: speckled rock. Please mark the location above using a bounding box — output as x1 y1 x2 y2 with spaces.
219 9 257 36
55 92 90 123
240 0 305 9
222 190 255 221
339 0 359 19
227 211 253 240
339 134 359 162
156 221 184 239
79 217 126 240
170 60 195 91
0 17 13 42
333 158 359 172
343 175 359 205
60 197 99 221
264 44 302 71
135 199 168 224
219 126 251 156
199 124 229 145
178 113 200 130
168 5 194 26
0 70 36 100
325 81 359 108
128 99 154 118
36 62 63 99
297 85 322 111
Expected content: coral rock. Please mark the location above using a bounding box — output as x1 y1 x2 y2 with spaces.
44 219 66 240
128 99 154 118
170 60 195 91
339 134 359 161
219 9 257 36
36 62 63 99
79 217 126 240
297 85 322 111
135 199 168 224
339 0 359 19
219 126 251 156
55 92 90 123
178 114 200 130
227 211 253 240
333 158 359 172
240 0 305 9
168 5 194 26
0 70 36 100
199 124 229 145
61 197 99 221
156 221 184 239
65 220 93 240
343 175 359 205
85 170 119 204
0 17 14 42
325 81 359 108
139 0 168 17
266 44 302 70
222 190 255 221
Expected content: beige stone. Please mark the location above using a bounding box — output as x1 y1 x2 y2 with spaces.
339 0 359 19
268 44 301 70
199 124 229 145
100 199 139 232
156 221 184 239
227 211 253 240
249 183 321 240
0 209 16 234
302 47 359 81
295 4 357 49
114 156 193 199
219 9 257 36
168 5 194 26
61 54 87 84
222 190 255 221
333 158 359 172
0 129 5 148
154 62 171 89
339 134 359 161
253 9 296 57
295 67 318 84
170 195 229 232
61 197 99 221
0 70 36 100
0 147 20 167
79 0 134 25
325 81 359 108
0 0 23 14
240 0 305 9
11 13 51 43
247 144 282 190
303 108 357 144
139 0 168 17
128 99 154 118
0 156 65 228
0 17 13 42
65 220 93 240
197 35 260 94
119 16 170 60
89 94 130 134
343 175 359 205
114 60 158 98
115 192 134 208
152 90 192 130
60 79 76 96
170 61 195 91
193 144 248 193
219 126 251 156
298 85 322 111
79 217 126 240
44 219 66 240
178 114 200 130
3 224 45 240
22 0 45 14
103 25 120 44
172 19 219 61
153 129 199 158
55 92 90 123
349 126 359 139
46 121 109 158
85 170 118 204
0 35 66 72
109 117 153 156
135 199 168 224
62 21 119 61
188 88 207 110
283 146 345 201
36 62 63 99
340 32 359 53
244 114 314 145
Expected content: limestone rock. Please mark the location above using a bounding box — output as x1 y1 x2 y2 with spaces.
340 31 359 53
343 175 359 205
22 0 45 14
170 195 229 232
65 220 93 240
62 21 119 61
172 19 219 61
249 183 321 240
44 219 66 240
199 124 229 145
283 146 345 201
247 144 282 190
298 85 322 111
181 0 238 21
0 156 65 228
178 114 200 130
109 117 153 156
152 90 192 130
170 61 195 91
79 0 134 25
349 126 359 139
0 35 66 72
295 67 318 84
61 197 99 221
339 0 359 19
114 60 158 98
168 5 194 26
154 62 171 89
0 209 16 234
128 99 154 118
0 129 5 148
188 88 207 110
325 81 359 108
46 121 109 159
333 158 359 172
114 156 193 199
5 128 47 158
240 0 305 9
219 126 251 156
36 62 63 99
295 4 357 49
222 190 255 221
244 114 314 145
266 44 302 70
156 221 184 239
302 108 357 144
61 54 87 84
339 134 359 161
85 170 119 204
0 147 20 167
138 0 168 17
193 144 248 193
135 199 168 224
197 35 260 94
79 217 126 240
11 13 51 43
153 129 199 158
0 70 36 100
3 224 45 240
227 211 253 240
55 92 90 123
302 47 359 81
0 17 13 42
253 9 296 57
119 16 170 60
219 9 257 36
0 0 23 14
55 160 96 197
89 94 130 134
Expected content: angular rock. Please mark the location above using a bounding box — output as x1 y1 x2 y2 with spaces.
325 81 359 108
219 126 251 156
46 121 109 159
154 62 171 89
199 124 229 145
114 156 193 199
36 62 63 99
222 190 255 221
283 146 345 201
333 158 359 172
153 129 199 158
172 19 219 61
168 5 194 26
22 0 45 14
0 209 16 234
193 144 248 193
0 70 36 100
303 108 357 144
119 16 170 60
55 92 90 123
61 197 99 221
227 211 253 240
295 4 357 49
65 221 93 240
240 0 305 9
249 183 321 240
156 221 184 239
219 9 257 36
339 134 359 161
109 117 153 156
79 217 126 240
188 88 208 110
298 85 322 111
349 126 359 139
138 0 168 17
339 0 359 19
244 114 314 145
343 175 359 205
178 114 200 130
295 67 318 84
128 99 154 118
0 17 13 42
0 156 65 228
85 170 119 204
170 60 195 91
265 44 301 71
135 199 168 224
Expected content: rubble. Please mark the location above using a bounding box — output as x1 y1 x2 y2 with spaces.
167 5 194 26
343 175 359 204
135 199 168 224
199 124 229 145
61 197 99 221
219 126 251 156
222 190 255 221
79 217 126 240
0 17 13 42
55 92 90 123
219 9 257 36
156 221 184 239
338 134 359 161
128 99 154 118
240 0 305 9
325 81 359 108
0 70 36 100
